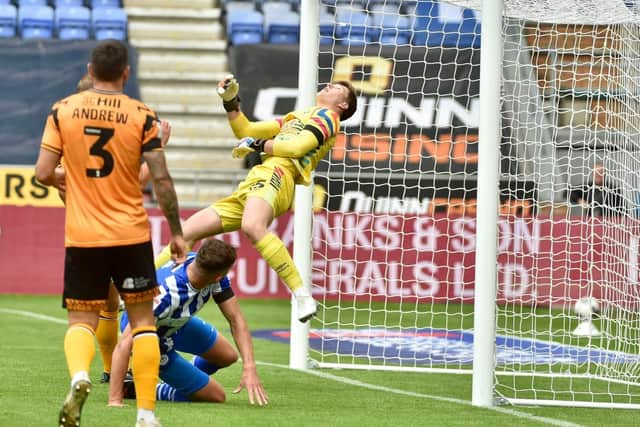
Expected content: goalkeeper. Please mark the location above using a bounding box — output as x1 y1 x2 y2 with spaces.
155 75 357 322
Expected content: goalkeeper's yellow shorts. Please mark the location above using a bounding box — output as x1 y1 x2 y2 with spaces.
212 163 295 232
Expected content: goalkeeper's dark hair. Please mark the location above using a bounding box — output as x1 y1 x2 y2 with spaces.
335 80 357 121
195 238 237 274
90 40 128 82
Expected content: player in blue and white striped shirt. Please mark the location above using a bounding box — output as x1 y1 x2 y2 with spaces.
108 238 268 406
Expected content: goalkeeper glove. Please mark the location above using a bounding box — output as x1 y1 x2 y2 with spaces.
217 74 241 112
232 137 267 159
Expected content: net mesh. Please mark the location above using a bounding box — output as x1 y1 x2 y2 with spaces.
309 0 640 406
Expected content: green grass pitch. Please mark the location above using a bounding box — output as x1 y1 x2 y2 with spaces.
0 294 636 427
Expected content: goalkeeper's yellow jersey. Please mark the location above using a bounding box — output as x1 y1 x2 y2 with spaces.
229 106 341 186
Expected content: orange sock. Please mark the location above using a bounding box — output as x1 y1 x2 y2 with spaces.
63 323 96 379
96 310 119 374
131 326 160 410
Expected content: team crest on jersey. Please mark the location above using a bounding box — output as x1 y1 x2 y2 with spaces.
281 118 304 134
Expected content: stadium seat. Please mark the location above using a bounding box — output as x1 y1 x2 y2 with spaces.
368 2 400 13
18 0 47 6
227 9 263 45
400 0 417 15
265 10 298 44
261 1 291 15
225 0 255 14
54 0 84 6
91 0 121 8
19 5 54 39
412 1 481 48
334 5 370 45
370 11 410 45
367 0 401 11
0 4 17 38
91 7 127 40
319 10 333 45
55 5 90 40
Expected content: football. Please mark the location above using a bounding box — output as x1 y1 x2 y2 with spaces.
574 297 600 320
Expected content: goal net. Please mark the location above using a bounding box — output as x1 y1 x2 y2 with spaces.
298 0 640 408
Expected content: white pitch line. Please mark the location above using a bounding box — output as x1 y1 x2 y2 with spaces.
0 307 67 324
0 307 583 427
257 361 584 427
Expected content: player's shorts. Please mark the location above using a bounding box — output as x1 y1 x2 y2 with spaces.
212 163 295 232
63 241 158 311
121 315 219 397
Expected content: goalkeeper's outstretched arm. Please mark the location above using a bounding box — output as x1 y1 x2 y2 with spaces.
217 74 281 139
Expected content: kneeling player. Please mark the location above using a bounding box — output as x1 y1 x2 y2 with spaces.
108 238 268 406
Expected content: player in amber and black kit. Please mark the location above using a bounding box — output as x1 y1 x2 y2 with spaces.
35 40 185 427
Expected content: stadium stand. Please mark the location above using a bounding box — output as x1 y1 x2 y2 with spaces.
261 0 291 15
227 9 263 45
334 5 370 45
0 0 128 40
124 0 245 206
18 0 47 6
18 4 54 39
91 0 121 8
54 0 84 6
412 0 481 47
55 5 90 40
0 4 17 38
370 9 411 44
264 9 298 44
319 10 333 44
224 0 255 14
91 6 127 40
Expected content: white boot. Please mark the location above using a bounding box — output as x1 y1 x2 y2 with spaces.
294 288 317 322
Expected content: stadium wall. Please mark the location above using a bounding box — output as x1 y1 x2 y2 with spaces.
0 40 140 165
2 199 637 308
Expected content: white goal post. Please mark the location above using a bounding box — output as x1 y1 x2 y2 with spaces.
290 0 640 409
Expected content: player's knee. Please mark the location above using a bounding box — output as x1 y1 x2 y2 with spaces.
240 223 263 243
219 349 239 368
240 216 269 243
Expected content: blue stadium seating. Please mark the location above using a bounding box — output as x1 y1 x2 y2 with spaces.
319 10 333 45
265 10 298 44
400 0 417 14
370 11 410 44
225 0 255 14
18 0 47 6
19 5 54 39
91 7 127 40
412 1 481 47
261 1 291 15
368 2 400 13
91 0 121 8
334 6 370 45
227 9 263 45
54 0 84 6
55 5 90 40
0 0 11 4
0 4 17 38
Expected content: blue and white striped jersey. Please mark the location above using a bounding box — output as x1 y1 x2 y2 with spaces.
153 253 233 339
